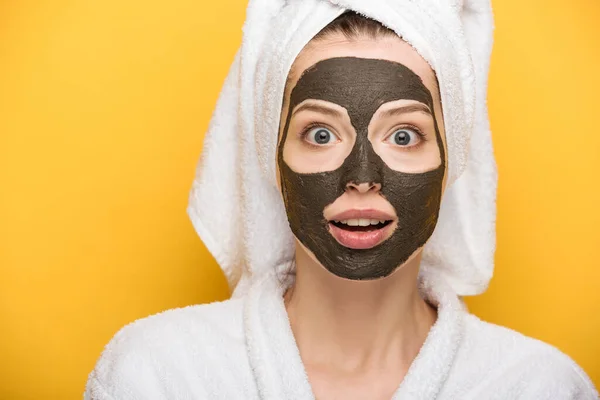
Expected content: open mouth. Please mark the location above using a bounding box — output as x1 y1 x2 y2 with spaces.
327 218 395 250
330 219 393 232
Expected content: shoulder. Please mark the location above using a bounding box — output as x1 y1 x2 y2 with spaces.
85 297 253 400
444 312 598 399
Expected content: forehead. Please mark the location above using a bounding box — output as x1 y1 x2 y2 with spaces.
286 34 439 104
289 57 433 114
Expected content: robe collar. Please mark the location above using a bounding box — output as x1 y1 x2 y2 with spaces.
243 261 465 400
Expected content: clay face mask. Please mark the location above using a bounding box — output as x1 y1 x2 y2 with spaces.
278 57 446 280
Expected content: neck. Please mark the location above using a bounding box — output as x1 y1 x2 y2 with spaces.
283 243 437 374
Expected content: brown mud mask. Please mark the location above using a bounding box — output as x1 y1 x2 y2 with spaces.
278 57 446 280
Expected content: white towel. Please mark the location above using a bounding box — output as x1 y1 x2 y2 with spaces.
188 0 497 297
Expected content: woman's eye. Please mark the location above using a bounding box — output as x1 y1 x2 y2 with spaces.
305 127 335 145
386 128 421 147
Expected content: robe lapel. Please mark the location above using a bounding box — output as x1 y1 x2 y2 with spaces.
391 276 465 399
244 264 316 399
244 265 464 400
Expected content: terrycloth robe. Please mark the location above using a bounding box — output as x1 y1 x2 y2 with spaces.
84 265 598 399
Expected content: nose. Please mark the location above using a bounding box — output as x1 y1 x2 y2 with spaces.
346 181 382 194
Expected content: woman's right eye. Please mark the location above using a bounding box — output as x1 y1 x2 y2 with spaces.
304 127 335 145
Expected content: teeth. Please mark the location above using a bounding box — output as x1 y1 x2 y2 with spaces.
336 219 386 226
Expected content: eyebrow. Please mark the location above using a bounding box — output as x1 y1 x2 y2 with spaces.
291 103 343 118
291 102 432 120
379 103 432 118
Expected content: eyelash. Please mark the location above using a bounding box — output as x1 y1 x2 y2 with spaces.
386 124 428 152
298 122 338 149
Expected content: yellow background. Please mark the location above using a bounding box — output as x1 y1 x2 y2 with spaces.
1 0 598 398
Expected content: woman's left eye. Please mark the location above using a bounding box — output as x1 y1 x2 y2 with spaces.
386 128 422 147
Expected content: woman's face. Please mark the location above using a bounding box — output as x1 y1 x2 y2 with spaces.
277 33 447 280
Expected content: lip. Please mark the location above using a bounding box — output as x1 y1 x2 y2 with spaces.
327 208 396 250
328 208 394 222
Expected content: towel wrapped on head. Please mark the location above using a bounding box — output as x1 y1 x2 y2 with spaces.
187 0 497 298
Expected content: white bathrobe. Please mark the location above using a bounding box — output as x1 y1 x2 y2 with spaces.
84 266 598 399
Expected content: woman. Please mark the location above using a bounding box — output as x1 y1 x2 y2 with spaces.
85 1 598 399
